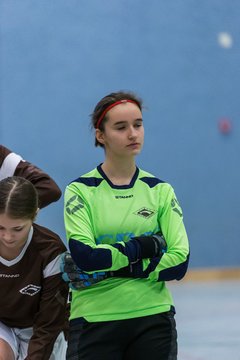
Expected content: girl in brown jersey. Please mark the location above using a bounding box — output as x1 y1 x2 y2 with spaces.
0 176 68 360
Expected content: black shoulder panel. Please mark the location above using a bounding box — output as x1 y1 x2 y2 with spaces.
139 177 165 188
71 177 103 187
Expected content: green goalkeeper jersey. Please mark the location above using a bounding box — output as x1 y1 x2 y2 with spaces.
64 165 189 322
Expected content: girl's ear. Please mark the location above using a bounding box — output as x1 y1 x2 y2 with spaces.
95 129 105 146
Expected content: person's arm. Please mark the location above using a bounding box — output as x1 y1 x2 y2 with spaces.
15 161 61 208
0 145 61 208
26 256 69 360
61 234 166 289
64 183 135 273
120 186 190 282
144 185 190 282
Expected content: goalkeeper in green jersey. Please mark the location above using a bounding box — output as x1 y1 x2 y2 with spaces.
63 91 190 360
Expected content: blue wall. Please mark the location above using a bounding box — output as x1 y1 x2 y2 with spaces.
1 0 240 268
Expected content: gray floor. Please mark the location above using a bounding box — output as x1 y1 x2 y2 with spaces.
168 280 240 360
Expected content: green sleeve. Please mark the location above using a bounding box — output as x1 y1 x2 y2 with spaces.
64 184 129 272
147 185 189 281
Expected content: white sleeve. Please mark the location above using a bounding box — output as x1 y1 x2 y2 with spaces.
0 152 24 180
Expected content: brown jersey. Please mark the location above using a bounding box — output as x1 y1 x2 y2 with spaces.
0 223 69 359
0 145 62 208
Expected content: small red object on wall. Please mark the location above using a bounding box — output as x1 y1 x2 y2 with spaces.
218 118 232 134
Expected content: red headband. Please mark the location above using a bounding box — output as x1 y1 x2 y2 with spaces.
95 99 138 129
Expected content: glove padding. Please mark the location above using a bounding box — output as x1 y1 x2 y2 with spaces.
60 252 110 290
60 252 144 289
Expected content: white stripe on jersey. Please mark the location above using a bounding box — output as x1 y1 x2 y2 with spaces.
43 254 62 278
0 152 24 180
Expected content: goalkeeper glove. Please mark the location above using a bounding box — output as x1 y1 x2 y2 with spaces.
60 252 110 290
60 252 145 289
112 233 167 263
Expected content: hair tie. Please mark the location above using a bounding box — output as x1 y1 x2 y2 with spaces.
95 99 138 129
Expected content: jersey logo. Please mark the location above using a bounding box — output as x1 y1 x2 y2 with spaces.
134 207 156 219
66 195 84 214
19 284 41 296
171 197 183 217
0 273 20 278
115 195 133 199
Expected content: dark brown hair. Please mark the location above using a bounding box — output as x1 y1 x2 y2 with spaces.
91 91 143 147
0 176 38 220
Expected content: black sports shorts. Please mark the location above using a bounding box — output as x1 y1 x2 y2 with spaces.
66 311 177 360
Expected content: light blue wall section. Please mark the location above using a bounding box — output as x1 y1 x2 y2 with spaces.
1 0 240 268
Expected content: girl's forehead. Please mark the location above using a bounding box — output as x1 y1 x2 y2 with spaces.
107 102 142 120
0 213 27 226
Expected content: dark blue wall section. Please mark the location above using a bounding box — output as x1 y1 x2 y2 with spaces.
1 0 239 268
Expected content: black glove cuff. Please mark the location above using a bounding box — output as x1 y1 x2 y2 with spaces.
152 234 167 256
134 234 167 258
134 236 158 258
